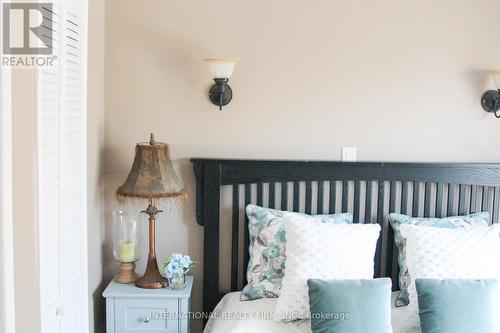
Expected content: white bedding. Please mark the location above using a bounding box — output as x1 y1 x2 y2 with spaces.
204 291 420 333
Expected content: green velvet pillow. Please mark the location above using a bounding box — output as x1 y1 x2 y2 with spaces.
416 279 500 333
307 278 392 333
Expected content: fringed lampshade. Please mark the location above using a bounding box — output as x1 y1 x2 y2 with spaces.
116 134 187 200
116 133 186 289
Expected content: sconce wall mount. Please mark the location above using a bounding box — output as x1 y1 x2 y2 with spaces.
482 70 500 118
204 57 239 111
209 78 232 110
481 90 500 117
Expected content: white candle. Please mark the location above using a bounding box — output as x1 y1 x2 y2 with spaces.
118 241 138 262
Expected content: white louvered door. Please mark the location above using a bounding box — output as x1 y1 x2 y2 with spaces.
36 1 88 332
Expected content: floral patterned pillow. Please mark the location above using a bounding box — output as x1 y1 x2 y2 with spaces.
388 212 490 307
240 204 353 301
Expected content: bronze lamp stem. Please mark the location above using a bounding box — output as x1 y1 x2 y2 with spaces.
135 200 168 289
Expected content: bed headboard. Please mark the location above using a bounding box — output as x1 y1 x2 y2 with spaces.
191 159 500 316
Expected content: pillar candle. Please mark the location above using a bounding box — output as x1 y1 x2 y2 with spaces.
119 241 138 262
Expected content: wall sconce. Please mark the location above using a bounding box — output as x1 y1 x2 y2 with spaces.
481 70 500 118
204 57 239 110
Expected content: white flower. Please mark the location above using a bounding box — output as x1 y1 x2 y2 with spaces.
166 262 174 278
180 258 190 268
162 253 195 278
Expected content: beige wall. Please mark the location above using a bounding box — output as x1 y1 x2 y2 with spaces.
104 0 500 332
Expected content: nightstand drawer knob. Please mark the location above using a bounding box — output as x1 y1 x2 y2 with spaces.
143 317 150 323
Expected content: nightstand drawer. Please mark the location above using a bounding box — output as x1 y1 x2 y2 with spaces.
115 298 179 333
103 277 193 333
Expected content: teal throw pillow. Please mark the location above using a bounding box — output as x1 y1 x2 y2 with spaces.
416 278 500 333
308 278 392 333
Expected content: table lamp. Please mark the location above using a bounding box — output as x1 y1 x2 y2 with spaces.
116 134 187 289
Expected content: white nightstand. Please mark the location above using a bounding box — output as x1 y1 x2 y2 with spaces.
103 276 193 333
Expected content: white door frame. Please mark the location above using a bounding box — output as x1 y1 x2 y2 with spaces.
81 0 90 330
0 6 16 331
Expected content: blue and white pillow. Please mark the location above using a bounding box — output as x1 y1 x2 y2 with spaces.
240 204 353 301
389 212 490 307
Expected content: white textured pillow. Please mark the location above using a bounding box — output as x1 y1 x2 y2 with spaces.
399 224 500 329
274 215 381 321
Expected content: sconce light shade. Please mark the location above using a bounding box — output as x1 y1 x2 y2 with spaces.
204 57 239 79
491 70 500 89
481 70 500 118
204 57 239 110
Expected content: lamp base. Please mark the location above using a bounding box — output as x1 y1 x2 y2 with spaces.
115 262 138 284
135 254 168 289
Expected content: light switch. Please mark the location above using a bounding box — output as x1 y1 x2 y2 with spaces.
342 147 357 162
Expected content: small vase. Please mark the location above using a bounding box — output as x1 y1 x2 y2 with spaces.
170 272 186 290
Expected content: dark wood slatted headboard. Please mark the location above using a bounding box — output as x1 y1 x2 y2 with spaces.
191 159 500 317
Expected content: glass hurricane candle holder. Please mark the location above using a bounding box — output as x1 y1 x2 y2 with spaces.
112 210 141 283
